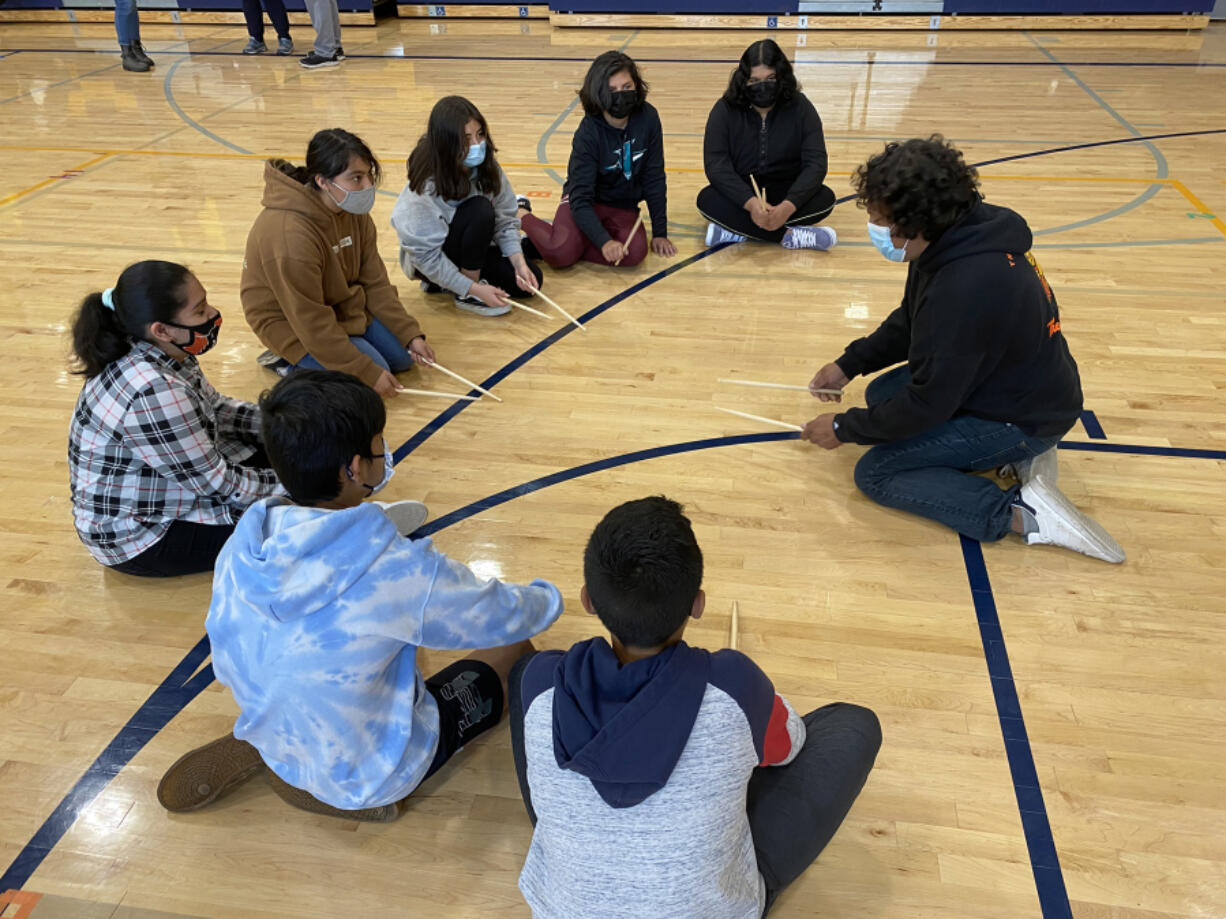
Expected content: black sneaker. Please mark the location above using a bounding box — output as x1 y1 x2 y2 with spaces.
256 349 292 376
516 195 532 214
336 45 346 60
300 50 340 69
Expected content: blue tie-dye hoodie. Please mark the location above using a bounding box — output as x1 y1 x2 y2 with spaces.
206 497 563 810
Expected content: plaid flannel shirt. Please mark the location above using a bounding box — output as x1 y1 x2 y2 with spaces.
69 340 283 566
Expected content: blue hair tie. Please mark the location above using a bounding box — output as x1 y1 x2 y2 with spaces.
101 288 116 311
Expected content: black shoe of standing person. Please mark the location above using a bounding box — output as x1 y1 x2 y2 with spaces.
300 50 340 69
131 40 155 67
120 43 151 72
336 45 345 60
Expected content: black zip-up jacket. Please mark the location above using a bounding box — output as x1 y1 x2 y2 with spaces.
562 102 668 248
834 202 1083 445
702 94 829 208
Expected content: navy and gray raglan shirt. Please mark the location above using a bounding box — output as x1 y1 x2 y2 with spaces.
516 638 805 919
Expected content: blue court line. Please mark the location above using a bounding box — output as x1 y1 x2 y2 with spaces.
960 537 1073 919
0 637 215 892
1059 441 1226 461
1079 410 1106 439
5 48 1226 67
394 241 732 463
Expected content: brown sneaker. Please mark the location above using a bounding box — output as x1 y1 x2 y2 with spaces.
157 733 266 812
266 770 400 822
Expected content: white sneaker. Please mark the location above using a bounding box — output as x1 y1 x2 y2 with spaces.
455 282 511 317
1018 476 1124 563
1000 446 1058 486
705 223 746 246
375 500 429 536
781 226 838 251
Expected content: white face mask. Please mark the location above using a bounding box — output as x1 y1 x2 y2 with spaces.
327 179 377 215
356 442 395 496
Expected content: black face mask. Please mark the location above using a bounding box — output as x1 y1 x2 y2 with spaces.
606 90 637 119
163 313 222 356
746 80 779 108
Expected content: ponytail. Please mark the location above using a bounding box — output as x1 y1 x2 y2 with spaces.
274 129 382 192
69 260 193 379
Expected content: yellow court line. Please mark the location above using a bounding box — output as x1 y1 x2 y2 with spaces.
1167 179 1226 239
0 154 112 207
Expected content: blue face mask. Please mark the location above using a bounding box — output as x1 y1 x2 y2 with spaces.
463 141 487 168
867 222 909 263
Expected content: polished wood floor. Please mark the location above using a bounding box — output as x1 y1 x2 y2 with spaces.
1 18 1225 919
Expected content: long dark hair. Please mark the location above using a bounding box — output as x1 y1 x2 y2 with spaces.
272 128 382 192
407 96 502 201
578 50 649 118
70 260 193 379
722 39 799 109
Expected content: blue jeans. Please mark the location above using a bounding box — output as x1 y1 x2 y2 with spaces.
296 318 414 375
851 366 1068 542
114 0 140 44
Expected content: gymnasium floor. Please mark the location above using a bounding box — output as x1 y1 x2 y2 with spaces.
1 16 1225 919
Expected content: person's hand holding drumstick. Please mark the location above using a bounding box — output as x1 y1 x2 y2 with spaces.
802 362 850 449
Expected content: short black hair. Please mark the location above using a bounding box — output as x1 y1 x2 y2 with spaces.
852 134 981 241
722 39 800 109
258 370 386 506
578 51 649 118
583 497 704 648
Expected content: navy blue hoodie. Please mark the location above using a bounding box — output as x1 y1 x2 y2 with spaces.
563 102 668 248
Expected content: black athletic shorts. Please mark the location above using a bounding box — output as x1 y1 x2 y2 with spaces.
421 658 505 780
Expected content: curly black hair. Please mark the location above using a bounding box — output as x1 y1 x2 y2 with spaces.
852 135 981 241
722 39 799 109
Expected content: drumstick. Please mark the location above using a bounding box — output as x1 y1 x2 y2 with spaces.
394 386 479 401
614 212 644 266
730 600 739 651
750 174 767 208
531 287 586 331
428 361 503 403
714 406 802 432
718 377 843 396
504 298 552 319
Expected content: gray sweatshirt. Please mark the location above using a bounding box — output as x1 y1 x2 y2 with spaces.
389 166 522 298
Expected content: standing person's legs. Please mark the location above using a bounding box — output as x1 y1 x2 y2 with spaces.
359 317 415 374
241 0 265 41
304 0 339 55
108 521 237 577
579 204 647 267
507 650 540 827
748 703 882 915
262 0 292 39
441 197 498 283
113 0 138 44
851 366 1064 542
520 198 586 269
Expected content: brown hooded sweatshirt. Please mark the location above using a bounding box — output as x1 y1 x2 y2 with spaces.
241 160 423 388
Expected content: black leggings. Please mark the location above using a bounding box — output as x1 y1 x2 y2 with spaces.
241 0 290 40
108 446 275 578
442 197 543 293
697 183 836 243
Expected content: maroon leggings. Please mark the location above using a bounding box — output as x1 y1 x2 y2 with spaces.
520 198 648 268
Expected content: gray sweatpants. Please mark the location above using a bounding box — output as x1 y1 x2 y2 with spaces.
304 0 340 55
